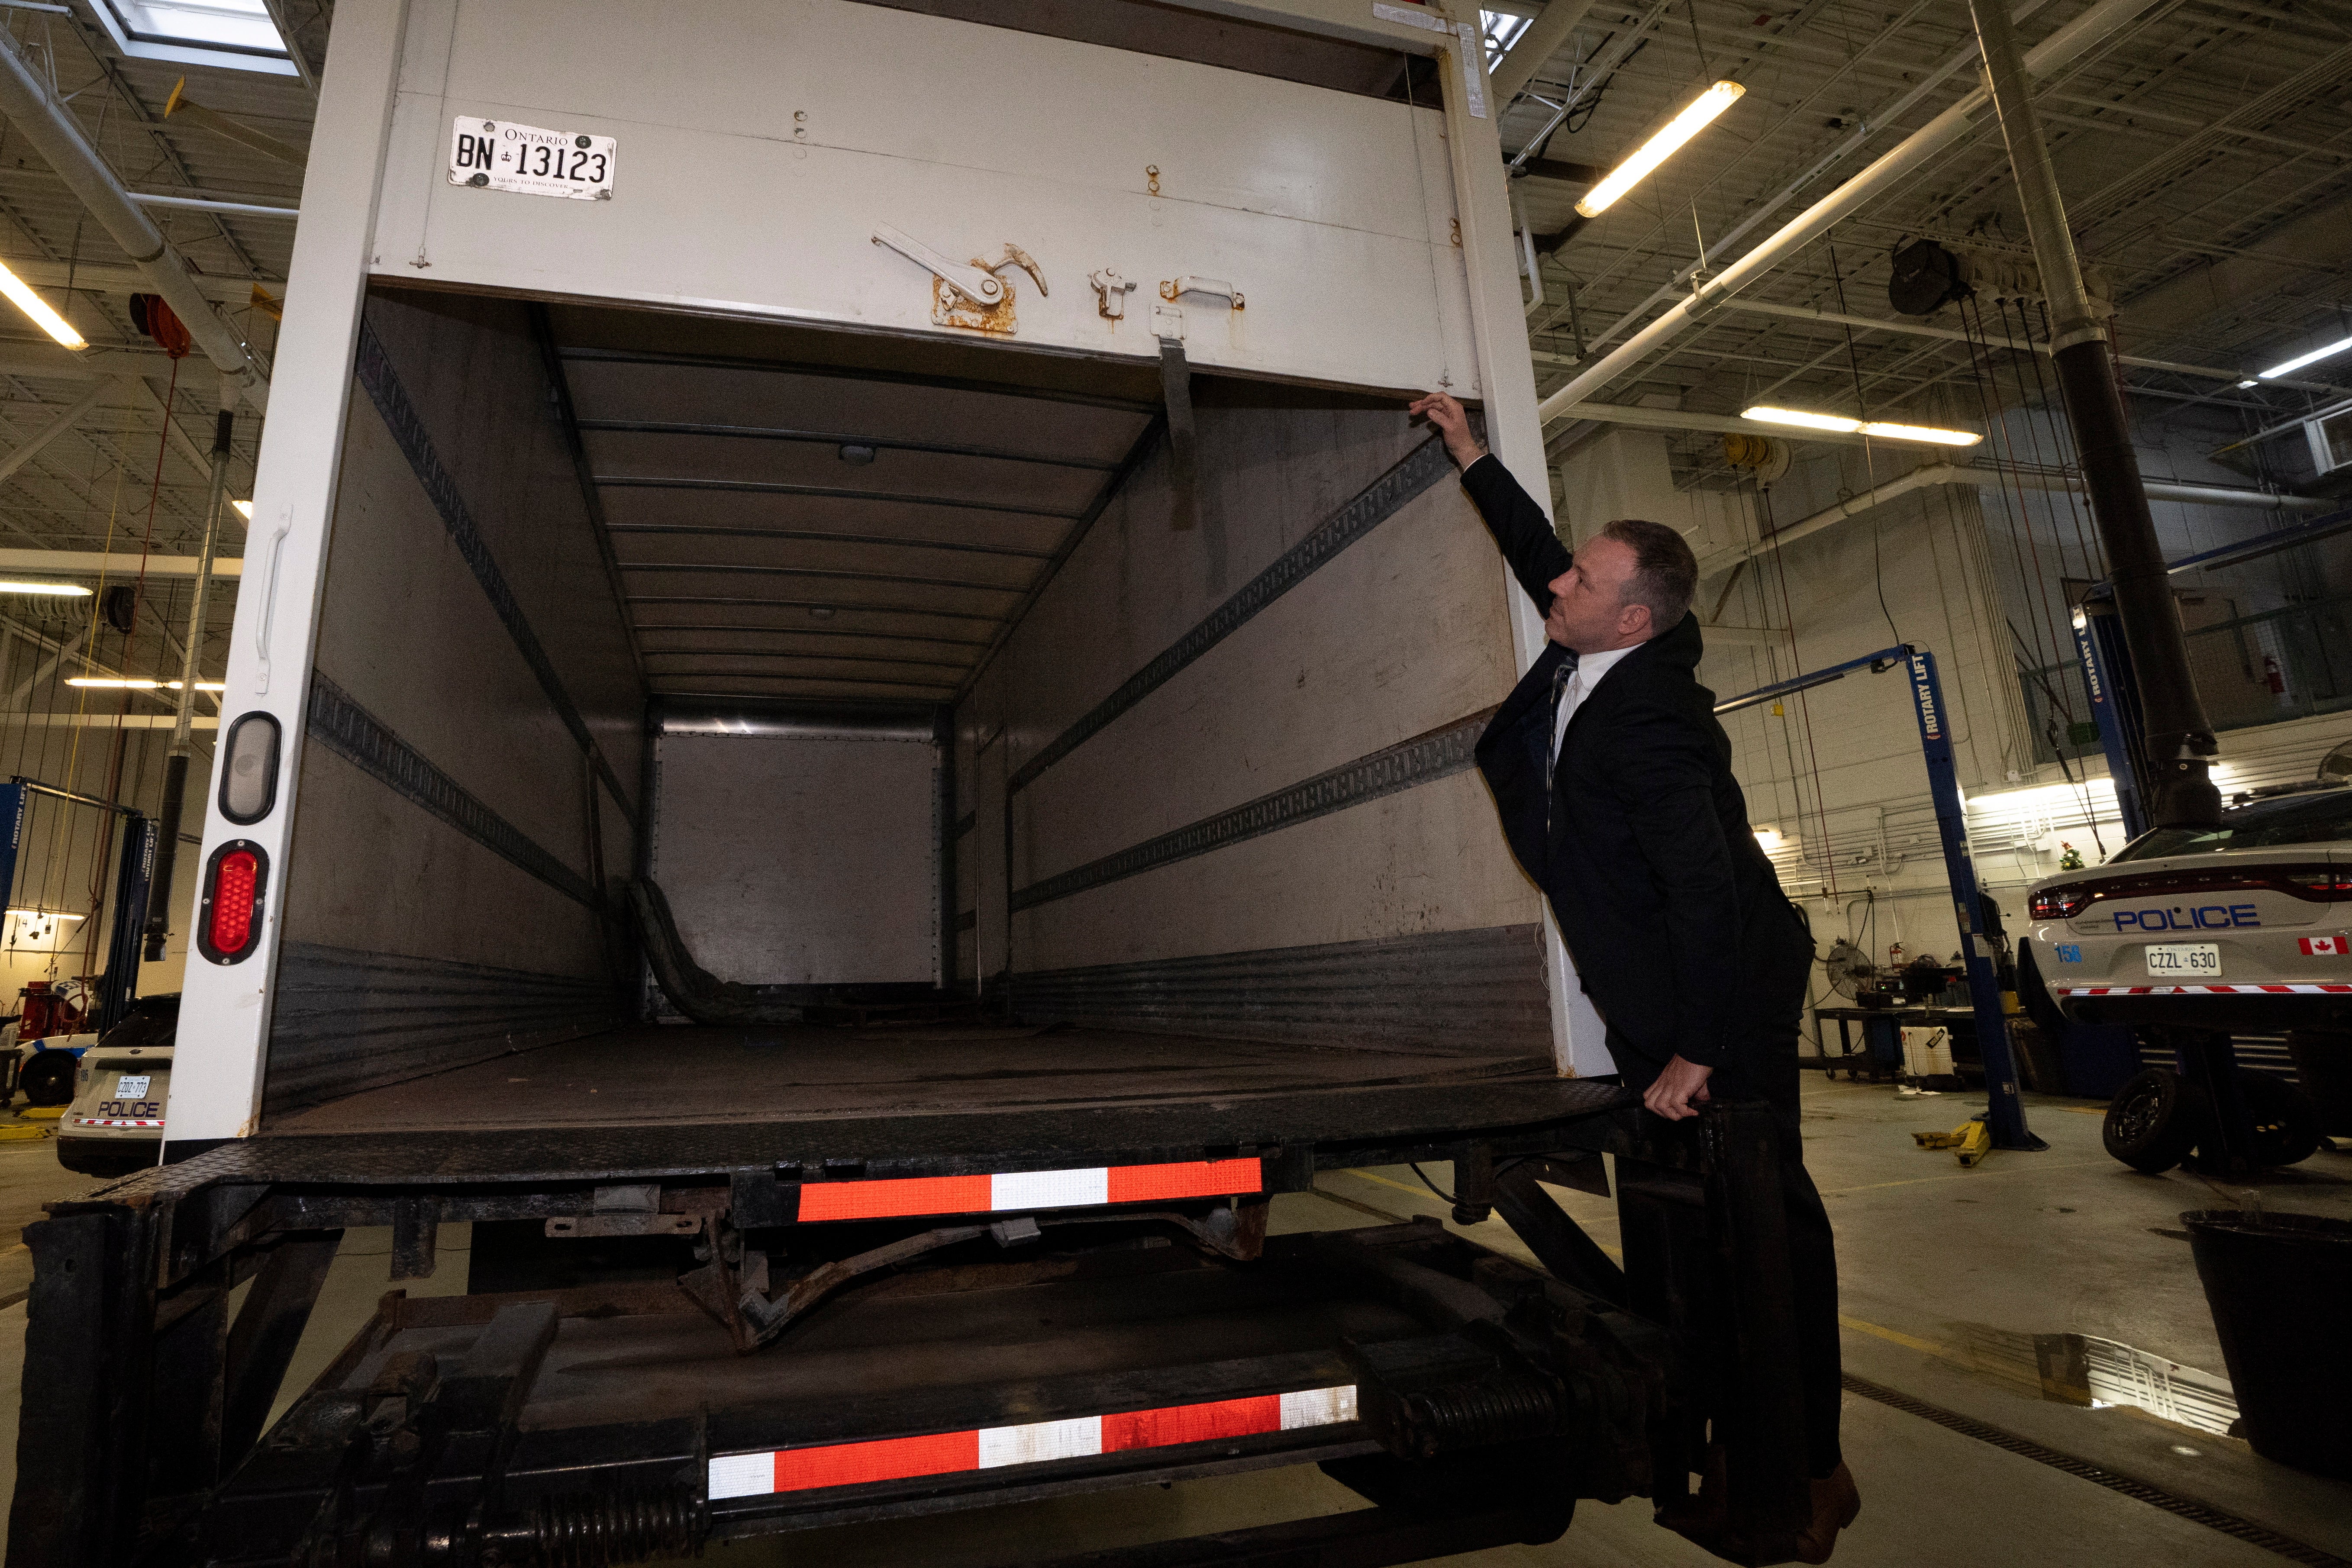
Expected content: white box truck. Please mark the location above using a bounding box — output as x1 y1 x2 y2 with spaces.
11 6 1816 1563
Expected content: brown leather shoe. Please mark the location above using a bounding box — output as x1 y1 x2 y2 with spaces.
1793 1462 1861 1564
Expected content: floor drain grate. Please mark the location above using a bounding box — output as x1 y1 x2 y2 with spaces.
1843 1373 2349 1567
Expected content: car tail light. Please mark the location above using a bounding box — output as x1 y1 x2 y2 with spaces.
2030 884 2092 920
2284 869 2352 900
197 839 268 964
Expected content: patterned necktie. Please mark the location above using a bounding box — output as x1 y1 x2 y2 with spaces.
1546 652 1578 841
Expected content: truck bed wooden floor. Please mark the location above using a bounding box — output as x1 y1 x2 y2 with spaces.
271 1025 1555 1136
228 1025 1628 1184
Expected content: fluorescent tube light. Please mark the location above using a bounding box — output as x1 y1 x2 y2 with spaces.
0 581 90 597
1742 407 1979 444
232 499 253 520
6 909 82 920
2234 379 2257 389
1859 420 1981 446
1575 81 1745 219
1743 406 1862 433
65 678 226 690
2256 334 2352 380
0 259 86 351
1754 826 1785 851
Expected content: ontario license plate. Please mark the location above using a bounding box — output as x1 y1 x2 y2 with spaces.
2146 942 2221 979
448 116 615 200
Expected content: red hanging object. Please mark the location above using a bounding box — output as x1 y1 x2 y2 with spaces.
128 293 194 358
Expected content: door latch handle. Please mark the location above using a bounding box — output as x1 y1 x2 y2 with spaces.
1160 275 1243 309
874 229 1051 309
873 224 1003 308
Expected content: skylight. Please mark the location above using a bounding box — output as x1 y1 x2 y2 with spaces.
1481 9 1533 67
92 0 296 77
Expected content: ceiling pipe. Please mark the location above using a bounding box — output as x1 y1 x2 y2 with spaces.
0 27 269 407
1717 297 2352 398
1696 462 2325 575
1537 0 2156 422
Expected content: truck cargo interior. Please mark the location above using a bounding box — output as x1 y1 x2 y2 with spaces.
266 283 1568 1145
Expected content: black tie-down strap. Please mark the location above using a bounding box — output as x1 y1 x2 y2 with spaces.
1158 335 1197 533
624 878 811 1026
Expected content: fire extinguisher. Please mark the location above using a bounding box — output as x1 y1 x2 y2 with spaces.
2264 654 2286 696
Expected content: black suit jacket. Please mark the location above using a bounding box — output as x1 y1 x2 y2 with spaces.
1462 455 1802 1074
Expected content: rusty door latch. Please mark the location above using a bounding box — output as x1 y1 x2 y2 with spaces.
873 226 1049 334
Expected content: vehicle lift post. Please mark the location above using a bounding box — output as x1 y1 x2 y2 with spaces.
1718 645 2044 1151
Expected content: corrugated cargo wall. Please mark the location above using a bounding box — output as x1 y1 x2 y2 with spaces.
958 381 1551 1053
266 287 645 1115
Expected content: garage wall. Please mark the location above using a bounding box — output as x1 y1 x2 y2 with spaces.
651 729 938 986
269 287 645 1115
956 380 1551 1053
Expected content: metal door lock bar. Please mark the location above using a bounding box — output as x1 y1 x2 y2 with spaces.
873 226 1049 308
1161 275 1243 309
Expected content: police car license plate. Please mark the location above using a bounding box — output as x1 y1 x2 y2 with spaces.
2146 942 2221 979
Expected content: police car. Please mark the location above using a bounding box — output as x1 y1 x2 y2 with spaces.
54 994 176 1177
2023 783 2352 1033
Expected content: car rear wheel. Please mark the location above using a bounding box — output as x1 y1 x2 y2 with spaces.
2240 1069 2323 1168
2104 1068 2211 1174
18 1053 75 1107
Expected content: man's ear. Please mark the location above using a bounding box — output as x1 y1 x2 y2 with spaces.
1621 601 1652 639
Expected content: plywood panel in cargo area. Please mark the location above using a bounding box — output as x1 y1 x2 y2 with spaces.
654 732 937 985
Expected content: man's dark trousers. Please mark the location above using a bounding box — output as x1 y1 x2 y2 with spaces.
1607 914 1843 1481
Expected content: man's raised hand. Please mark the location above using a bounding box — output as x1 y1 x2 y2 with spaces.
1407 391 1487 469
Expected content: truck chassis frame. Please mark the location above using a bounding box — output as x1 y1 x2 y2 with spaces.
13 1091 1816 1568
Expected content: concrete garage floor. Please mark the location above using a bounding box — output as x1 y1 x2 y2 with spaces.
0 1077 2346 1565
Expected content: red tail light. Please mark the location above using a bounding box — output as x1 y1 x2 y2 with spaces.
2030 884 2092 920
198 839 268 963
2284 869 2352 900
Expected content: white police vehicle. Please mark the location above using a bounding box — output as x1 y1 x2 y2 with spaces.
2024 783 2352 1034
2021 781 2348 1172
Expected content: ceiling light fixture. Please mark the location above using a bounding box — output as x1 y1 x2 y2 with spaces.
1741 407 1979 445
65 677 226 691
1743 406 1861 433
2234 379 2257 390
1859 420 1981 447
0 259 86 351
1574 80 1745 219
0 581 90 597
232 499 253 520
2256 334 2352 381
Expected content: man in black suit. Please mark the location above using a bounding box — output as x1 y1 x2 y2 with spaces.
1408 391 1857 1562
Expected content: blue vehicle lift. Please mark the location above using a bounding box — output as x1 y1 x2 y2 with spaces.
1717 645 2044 1152
0 777 160 1040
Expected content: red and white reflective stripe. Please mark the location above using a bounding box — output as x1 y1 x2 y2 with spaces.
74 1117 165 1128
797 1158 1262 1223
708 1385 1357 1500
2058 984 2352 996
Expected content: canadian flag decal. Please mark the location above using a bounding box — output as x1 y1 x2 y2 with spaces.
2302 936 2348 956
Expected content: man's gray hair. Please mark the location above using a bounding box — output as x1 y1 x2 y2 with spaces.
1602 517 1697 631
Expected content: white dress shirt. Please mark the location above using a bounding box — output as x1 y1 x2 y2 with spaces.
1550 642 1641 768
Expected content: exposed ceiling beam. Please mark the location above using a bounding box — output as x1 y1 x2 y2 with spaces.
0 26 269 405
0 549 239 578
